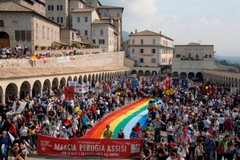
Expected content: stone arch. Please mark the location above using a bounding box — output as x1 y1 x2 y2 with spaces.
67 76 72 82
188 72 195 80
32 80 41 97
196 72 203 81
92 74 95 83
104 73 107 81
131 70 137 75
99 73 101 81
20 81 31 99
91 74 95 87
107 73 110 80
73 76 78 82
52 78 58 90
152 71 157 76
60 77 66 89
95 74 98 82
102 73 105 81
138 70 144 76
173 72 179 77
125 71 128 77
83 75 87 83
43 79 51 94
0 86 3 102
161 66 171 74
88 74 91 83
235 78 238 88
79 76 82 84
232 77 234 87
145 70 151 76
180 72 187 79
0 31 10 47
5 83 18 99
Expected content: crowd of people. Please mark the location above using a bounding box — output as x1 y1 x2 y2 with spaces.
0 46 101 60
0 74 240 160
110 78 240 160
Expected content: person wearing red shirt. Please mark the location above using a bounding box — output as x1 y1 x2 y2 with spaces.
9 121 17 137
135 122 142 137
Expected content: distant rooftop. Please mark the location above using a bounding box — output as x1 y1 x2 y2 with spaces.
130 30 173 41
0 1 32 12
98 5 124 10
71 8 95 13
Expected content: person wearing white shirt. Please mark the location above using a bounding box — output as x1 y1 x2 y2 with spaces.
214 119 219 131
204 117 211 129
166 152 184 160
177 141 189 159
218 114 225 133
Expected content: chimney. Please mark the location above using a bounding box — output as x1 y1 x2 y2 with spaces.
135 29 137 33
159 31 162 35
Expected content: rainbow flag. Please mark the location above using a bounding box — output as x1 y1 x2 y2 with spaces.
85 98 149 139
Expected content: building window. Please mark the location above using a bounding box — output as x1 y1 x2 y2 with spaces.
117 13 120 17
162 58 166 63
42 26 45 39
85 17 88 22
72 32 74 40
47 28 49 40
151 58 156 63
93 39 96 44
15 31 20 41
140 49 144 53
132 49 135 54
14 30 31 41
26 30 31 41
141 39 144 45
152 39 155 45
57 5 63 11
152 49 156 53
77 17 80 22
57 17 63 23
85 30 88 36
35 23 38 38
140 58 144 63
132 39 135 45
100 30 103 35
48 5 54 11
51 30 53 41
99 39 105 44
0 20 4 27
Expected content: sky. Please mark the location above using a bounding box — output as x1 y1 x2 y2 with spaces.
100 0 240 56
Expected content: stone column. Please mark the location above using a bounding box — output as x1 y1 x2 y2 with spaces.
1 94 5 105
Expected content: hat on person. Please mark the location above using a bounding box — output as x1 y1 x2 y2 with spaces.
120 128 123 131
62 126 66 129
183 126 188 132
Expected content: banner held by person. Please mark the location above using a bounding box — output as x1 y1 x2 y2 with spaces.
15 101 27 113
37 135 143 159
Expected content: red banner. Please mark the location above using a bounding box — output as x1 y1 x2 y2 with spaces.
64 86 75 100
166 80 170 90
37 135 143 159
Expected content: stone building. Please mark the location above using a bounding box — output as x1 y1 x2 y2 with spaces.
128 30 174 75
0 1 61 50
45 0 123 52
0 0 123 51
172 43 216 80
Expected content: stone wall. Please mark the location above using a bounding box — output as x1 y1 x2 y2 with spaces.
0 51 125 69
